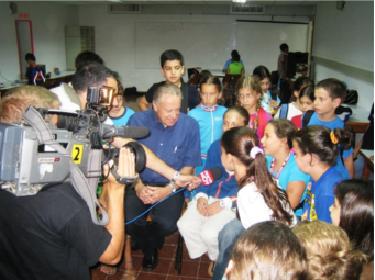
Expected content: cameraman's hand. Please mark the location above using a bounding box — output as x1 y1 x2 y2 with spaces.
111 137 134 149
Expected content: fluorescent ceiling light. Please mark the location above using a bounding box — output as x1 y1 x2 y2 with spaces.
232 0 247 3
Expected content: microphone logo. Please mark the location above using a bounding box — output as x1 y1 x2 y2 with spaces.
199 170 214 185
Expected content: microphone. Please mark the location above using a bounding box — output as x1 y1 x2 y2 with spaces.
199 167 223 186
102 124 149 139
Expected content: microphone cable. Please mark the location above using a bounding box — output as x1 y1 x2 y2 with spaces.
125 187 185 225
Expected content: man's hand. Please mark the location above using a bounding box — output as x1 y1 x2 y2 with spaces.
206 201 223 216
197 198 208 216
135 184 154 204
144 186 171 204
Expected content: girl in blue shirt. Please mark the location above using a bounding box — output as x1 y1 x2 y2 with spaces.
261 120 310 217
292 125 352 223
188 75 227 174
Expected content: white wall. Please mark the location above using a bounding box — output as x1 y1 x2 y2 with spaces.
78 4 311 91
313 1 374 120
0 2 78 81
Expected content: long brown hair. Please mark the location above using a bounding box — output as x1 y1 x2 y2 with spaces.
221 126 292 224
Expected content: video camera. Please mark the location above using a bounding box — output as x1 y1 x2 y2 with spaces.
0 86 149 196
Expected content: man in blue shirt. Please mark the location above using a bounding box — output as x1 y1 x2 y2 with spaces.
126 84 201 271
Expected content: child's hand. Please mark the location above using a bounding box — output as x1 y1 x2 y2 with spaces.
207 201 223 216
197 198 208 216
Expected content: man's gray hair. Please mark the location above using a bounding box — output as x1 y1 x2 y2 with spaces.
153 84 182 103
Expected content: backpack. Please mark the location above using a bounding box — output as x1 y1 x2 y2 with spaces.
278 103 289 120
302 110 314 128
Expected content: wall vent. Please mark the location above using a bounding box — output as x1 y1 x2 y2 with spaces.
230 3 265 14
109 4 142 14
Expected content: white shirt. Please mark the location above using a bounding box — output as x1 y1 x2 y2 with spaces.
237 182 273 229
274 102 301 121
237 181 297 229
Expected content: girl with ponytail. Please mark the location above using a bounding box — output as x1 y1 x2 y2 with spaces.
213 127 296 279
293 125 352 223
221 126 295 228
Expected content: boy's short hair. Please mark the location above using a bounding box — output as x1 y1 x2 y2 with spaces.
72 63 112 93
280 43 289 52
75 51 104 70
160 49 184 67
25 53 35 61
317 78 347 102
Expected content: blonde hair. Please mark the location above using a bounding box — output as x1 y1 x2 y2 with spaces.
0 86 59 123
227 221 309 280
292 221 365 280
235 75 263 109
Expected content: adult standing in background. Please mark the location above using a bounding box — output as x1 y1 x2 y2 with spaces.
277 43 291 103
145 49 200 112
223 49 245 76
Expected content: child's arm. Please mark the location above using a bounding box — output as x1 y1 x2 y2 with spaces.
344 154 354 178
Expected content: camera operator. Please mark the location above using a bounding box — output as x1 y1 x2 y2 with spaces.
0 86 136 280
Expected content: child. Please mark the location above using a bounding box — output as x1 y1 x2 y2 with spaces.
261 120 310 217
308 78 354 178
236 75 272 140
177 106 248 262
276 77 312 121
145 49 200 113
226 221 309 280
212 126 296 280
293 221 365 280
330 179 373 280
253 65 280 115
224 49 245 76
188 75 227 174
290 85 314 128
108 72 135 126
292 126 352 223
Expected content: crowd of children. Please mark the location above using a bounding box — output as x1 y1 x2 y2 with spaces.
4 48 372 280
77 49 373 280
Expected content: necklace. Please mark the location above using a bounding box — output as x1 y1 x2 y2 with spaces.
270 152 291 180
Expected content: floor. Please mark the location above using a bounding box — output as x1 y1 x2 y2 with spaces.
91 233 212 280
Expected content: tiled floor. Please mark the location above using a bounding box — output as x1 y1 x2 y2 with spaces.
91 233 211 280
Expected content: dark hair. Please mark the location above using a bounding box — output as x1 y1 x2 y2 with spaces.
316 78 347 102
224 105 250 126
267 120 297 149
293 125 352 166
110 70 123 95
160 49 184 67
75 51 104 70
25 53 35 61
298 85 314 102
199 69 212 80
280 43 289 52
221 127 292 224
231 50 241 62
252 65 270 80
199 74 222 92
294 77 312 92
228 221 309 280
335 179 374 260
72 63 112 92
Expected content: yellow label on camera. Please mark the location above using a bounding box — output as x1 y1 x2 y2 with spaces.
71 144 84 164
